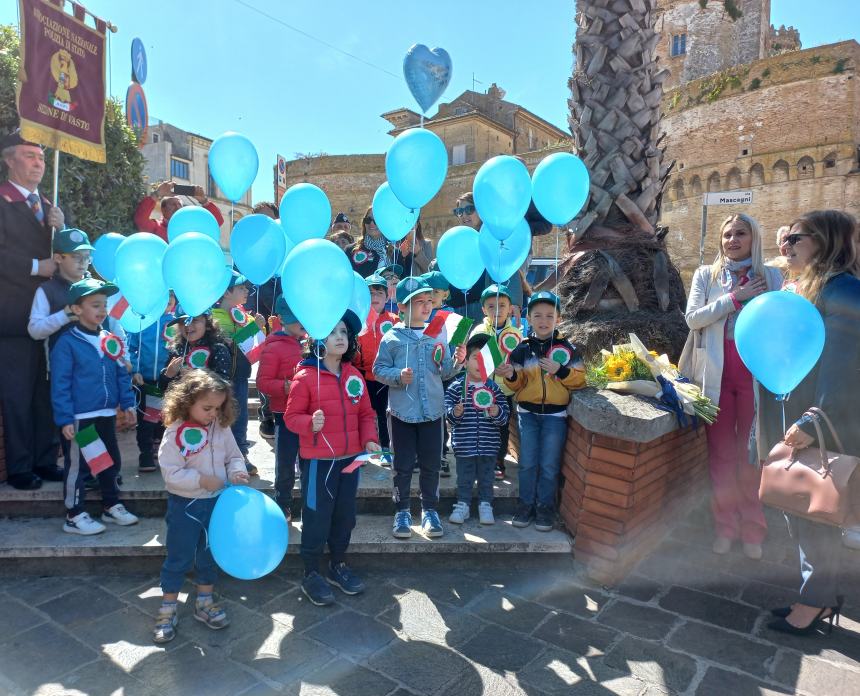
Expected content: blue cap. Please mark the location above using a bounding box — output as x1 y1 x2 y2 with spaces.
226 271 247 289
480 283 511 303
421 271 450 291
274 295 298 324
365 273 387 289
527 291 561 311
68 278 118 304
342 310 362 335
395 276 432 304
54 228 95 254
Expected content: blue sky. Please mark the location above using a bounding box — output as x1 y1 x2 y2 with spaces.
2 0 857 202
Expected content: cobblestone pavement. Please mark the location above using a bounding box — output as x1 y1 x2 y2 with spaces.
1 507 859 696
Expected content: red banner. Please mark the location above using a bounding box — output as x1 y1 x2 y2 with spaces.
16 0 107 163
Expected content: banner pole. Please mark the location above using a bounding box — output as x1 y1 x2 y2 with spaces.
51 149 59 208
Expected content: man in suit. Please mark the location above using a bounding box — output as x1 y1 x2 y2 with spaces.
0 130 67 489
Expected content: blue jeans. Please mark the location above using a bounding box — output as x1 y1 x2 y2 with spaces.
231 377 249 455
517 411 567 510
786 514 843 608
274 413 299 508
160 494 219 593
455 455 495 504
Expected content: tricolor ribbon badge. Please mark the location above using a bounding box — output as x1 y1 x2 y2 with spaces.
472 386 494 411
550 345 572 367
176 422 209 457
230 306 250 326
352 249 369 265
499 329 521 355
162 323 179 342
186 347 211 369
344 374 364 404
379 319 394 335
100 333 125 361
432 342 444 367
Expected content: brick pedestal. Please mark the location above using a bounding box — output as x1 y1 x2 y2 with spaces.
558 389 709 585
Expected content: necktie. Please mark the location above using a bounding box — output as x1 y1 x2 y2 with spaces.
27 192 44 223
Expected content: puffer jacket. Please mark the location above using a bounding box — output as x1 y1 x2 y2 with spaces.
158 420 246 499
257 332 304 413
211 307 252 381
284 358 379 459
354 309 399 382
50 326 135 426
505 330 586 414
470 317 523 396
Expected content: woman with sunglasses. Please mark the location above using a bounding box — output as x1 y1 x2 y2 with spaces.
756 210 860 636
348 206 393 278
448 193 490 321
682 214 783 560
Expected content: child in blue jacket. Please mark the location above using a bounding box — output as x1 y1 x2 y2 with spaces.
51 279 139 536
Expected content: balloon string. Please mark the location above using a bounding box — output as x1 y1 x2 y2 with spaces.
551 227 560 338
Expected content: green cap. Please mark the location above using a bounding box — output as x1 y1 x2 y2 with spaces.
395 276 432 304
480 283 511 303
365 273 387 289
68 278 118 305
54 228 95 254
274 295 298 324
421 271 450 291
527 291 561 311
226 271 247 290
380 264 404 279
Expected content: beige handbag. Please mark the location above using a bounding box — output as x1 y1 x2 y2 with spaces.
759 407 860 526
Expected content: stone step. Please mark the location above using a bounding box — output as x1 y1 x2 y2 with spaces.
0 514 571 574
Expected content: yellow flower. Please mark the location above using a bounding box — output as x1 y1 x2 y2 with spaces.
604 355 633 382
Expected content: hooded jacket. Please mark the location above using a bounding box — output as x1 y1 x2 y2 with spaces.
284 358 379 459
257 332 304 413
505 330 586 414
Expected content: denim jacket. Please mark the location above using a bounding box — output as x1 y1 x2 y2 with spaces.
373 324 462 423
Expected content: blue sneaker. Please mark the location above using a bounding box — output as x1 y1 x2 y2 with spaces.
301 571 335 606
393 510 412 538
422 509 444 538
328 562 366 595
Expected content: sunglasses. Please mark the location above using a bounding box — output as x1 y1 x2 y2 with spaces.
782 233 810 247
364 217 376 225
453 205 476 217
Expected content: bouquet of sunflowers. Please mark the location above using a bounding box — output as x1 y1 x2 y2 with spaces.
588 334 719 425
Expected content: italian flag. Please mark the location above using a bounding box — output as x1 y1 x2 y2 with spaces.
475 336 503 381
75 424 114 475
424 310 473 346
108 294 129 320
142 384 163 424
235 321 266 364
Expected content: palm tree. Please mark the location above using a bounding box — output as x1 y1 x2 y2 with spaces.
558 0 740 360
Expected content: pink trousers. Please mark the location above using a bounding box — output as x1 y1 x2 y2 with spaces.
705 338 767 544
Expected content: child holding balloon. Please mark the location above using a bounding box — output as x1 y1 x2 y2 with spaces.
154 369 249 643
284 310 380 607
159 312 233 391
445 334 509 525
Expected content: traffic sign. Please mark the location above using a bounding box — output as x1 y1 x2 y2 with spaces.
125 82 148 148
131 38 147 84
702 190 753 206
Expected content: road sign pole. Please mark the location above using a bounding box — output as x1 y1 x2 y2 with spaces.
699 203 708 266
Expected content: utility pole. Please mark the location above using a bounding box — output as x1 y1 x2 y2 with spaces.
472 73 483 92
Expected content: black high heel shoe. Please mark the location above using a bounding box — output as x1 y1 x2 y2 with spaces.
771 597 843 620
767 605 842 635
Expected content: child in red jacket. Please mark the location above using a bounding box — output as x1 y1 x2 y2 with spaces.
284 310 380 607
257 296 306 519
354 273 399 450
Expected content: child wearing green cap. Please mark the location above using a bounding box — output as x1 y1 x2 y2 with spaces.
50 279 139 536
373 276 465 539
471 283 524 481
496 291 585 532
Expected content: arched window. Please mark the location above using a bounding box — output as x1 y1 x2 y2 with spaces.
707 171 721 192
690 175 703 197
823 152 838 170
797 156 815 179
749 163 765 186
726 167 742 189
773 159 790 183
673 177 685 201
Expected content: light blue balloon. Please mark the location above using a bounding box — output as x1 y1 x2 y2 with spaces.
473 156 532 231
532 152 590 226
403 44 452 113
436 226 483 291
735 291 825 396
349 271 372 328
385 128 448 210
208 132 259 203
114 233 168 316
209 486 288 580
281 239 353 339
230 214 287 285
275 224 296 277
162 232 229 317
93 232 124 281
479 220 532 284
114 290 170 334
372 182 419 242
167 206 221 243
279 183 331 243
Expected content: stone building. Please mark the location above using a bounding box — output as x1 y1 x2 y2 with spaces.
141 121 253 248
281 85 570 253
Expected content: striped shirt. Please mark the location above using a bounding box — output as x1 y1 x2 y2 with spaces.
444 377 510 457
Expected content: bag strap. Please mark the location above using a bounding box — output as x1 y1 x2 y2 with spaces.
807 407 846 453
801 411 831 474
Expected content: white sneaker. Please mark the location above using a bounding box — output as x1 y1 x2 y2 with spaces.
449 501 470 524
63 512 106 536
478 502 495 525
102 503 139 526
843 526 860 550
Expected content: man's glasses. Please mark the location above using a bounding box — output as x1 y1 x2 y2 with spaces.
364 217 376 225
453 205 476 217
782 233 810 247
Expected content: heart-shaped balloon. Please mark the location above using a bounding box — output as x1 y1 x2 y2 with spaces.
403 44 452 113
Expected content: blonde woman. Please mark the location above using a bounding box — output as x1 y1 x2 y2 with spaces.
682 214 783 559
757 210 860 635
